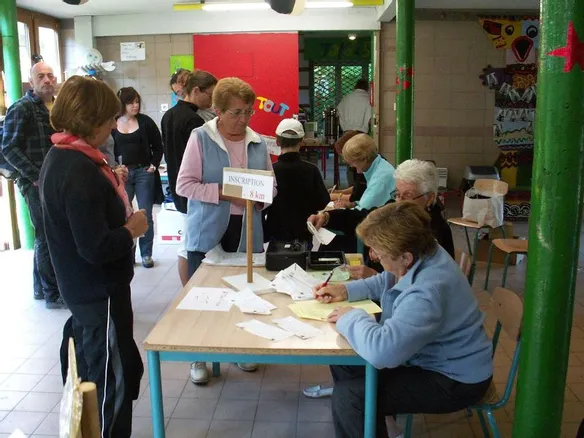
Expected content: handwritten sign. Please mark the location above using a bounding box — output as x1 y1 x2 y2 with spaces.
222 168 274 204
120 42 146 61
262 135 281 156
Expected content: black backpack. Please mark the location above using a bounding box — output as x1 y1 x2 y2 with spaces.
0 119 18 180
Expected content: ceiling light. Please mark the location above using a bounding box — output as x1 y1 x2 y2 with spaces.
305 1 352 7
202 2 270 10
348 34 357 40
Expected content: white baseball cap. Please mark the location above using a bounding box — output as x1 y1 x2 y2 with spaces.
276 118 305 139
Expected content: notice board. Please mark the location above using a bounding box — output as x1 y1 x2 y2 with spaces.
192 33 299 138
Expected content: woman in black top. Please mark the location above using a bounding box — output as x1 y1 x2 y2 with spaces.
112 87 163 268
40 76 147 436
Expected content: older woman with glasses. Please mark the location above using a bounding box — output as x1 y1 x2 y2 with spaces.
316 202 492 438
176 77 276 384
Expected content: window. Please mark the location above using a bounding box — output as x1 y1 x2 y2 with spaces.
17 22 32 83
38 27 62 82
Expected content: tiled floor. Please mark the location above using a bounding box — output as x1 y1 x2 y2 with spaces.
1 210 583 437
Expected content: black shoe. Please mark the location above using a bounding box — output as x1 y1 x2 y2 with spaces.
46 297 68 310
142 256 154 268
33 290 44 300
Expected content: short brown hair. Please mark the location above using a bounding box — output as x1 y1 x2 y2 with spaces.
117 86 141 115
50 76 119 139
356 201 437 260
342 134 378 165
212 77 256 112
184 70 218 95
170 68 190 89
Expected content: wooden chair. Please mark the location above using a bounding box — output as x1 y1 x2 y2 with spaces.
484 238 529 290
403 287 523 438
448 179 509 285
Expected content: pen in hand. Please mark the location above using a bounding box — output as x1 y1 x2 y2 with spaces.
322 270 334 287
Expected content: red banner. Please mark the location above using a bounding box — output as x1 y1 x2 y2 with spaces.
193 33 299 139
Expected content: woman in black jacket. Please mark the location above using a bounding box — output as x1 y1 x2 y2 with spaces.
113 87 163 268
40 76 147 436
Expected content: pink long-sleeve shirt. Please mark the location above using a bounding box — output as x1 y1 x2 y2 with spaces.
176 128 275 214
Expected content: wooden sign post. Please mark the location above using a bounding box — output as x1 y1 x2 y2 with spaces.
222 167 274 284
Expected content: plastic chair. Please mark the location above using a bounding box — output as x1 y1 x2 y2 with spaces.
484 238 528 290
448 179 509 285
403 287 522 438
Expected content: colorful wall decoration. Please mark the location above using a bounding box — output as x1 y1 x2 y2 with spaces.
479 16 539 221
192 33 299 140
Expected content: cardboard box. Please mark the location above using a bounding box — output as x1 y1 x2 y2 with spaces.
489 221 514 240
156 206 184 245
474 236 526 265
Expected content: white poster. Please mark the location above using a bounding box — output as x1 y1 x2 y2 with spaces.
222 168 274 204
120 42 146 61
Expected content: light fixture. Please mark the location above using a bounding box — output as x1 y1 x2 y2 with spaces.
194 0 352 11
348 33 357 40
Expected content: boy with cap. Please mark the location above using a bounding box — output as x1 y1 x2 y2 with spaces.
264 119 330 242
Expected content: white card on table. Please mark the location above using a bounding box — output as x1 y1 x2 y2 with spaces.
177 287 233 312
235 319 294 342
272 316 324 339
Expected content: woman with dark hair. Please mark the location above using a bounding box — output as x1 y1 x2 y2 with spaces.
112 87 163 268
162 70 218 286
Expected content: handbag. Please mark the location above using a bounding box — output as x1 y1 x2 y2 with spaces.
462 187 504 228
153 169 165 205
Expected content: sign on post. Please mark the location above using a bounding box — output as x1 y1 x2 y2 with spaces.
222 168 274 204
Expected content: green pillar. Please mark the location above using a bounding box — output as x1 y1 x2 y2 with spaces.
513 3 584 438
0 0 35 250
394 0 415 165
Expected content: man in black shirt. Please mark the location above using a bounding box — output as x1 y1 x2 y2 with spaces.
264 119 330 243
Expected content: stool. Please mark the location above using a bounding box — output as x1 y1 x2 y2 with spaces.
447 219 506 286
484 238 528 290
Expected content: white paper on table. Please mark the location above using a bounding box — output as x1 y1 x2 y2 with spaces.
202 245 266 267
177 287 233 312
307 221 336 245
272 316 324 339
271 263 320 301
226 289 277 315
235 319 294 342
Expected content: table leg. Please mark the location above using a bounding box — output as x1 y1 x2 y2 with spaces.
364 363 378 438
147 351 165 438
212 362 221 377
333 151 340 186
322 147 327 179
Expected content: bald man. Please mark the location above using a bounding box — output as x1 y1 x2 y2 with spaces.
1 62 64 309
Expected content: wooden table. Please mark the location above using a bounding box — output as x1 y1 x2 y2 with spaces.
143 265 378 438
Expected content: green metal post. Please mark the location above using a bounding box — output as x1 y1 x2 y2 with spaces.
0 0 35 250
394 0 414 165
513 2 584 437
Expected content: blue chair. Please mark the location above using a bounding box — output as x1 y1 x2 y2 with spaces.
404 287 522 438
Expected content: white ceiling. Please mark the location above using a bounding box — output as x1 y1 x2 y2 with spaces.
18 0 539 19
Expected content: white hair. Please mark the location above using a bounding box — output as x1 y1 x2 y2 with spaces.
394 159 439 197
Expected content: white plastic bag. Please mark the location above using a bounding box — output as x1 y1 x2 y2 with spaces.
156 203 184 245
462 187 504 228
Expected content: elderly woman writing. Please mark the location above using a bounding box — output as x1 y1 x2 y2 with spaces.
176 77 275 384
332 134 395 210
39 76 146 436
317 202 493 438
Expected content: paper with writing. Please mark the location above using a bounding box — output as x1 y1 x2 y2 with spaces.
222 168 274 203
288 299 382 322
235 319 294 342
271 263 320 301
225 289 277 315
177 287 233 312
272 316 324 339
307 221 336 245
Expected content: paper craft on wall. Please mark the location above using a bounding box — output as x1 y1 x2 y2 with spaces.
169 55 194 76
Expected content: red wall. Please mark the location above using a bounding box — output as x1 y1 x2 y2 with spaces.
193 33 299 138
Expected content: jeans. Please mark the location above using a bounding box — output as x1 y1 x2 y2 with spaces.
330 365 491 438
22 184 60 302
125 167 155 258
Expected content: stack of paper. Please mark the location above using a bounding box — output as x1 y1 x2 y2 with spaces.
271 263 320 301
288 299 382 322
235 316 324 342
226 289 277 315
202 245 266 267
272 316 324 339
177 287 233 312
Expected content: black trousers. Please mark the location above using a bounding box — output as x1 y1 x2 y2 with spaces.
60 287 144 438
187 214 243 277
330 365 491 438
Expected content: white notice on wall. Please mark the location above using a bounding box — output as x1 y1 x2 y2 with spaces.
120 42 146 61
222 167 274 204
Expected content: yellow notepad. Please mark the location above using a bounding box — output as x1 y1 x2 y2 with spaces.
288 299 382 322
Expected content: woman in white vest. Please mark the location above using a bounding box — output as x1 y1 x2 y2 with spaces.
176 77 276 384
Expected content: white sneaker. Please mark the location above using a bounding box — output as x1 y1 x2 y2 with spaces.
190 362 209 385
237 363 258 372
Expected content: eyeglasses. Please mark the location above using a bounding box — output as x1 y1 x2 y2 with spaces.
226 109 255 118
390 190 428 201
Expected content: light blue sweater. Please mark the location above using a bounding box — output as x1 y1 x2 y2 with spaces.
355 155 395 210
337 246 493 384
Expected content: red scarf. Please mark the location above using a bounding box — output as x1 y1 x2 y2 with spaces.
51 133 133 219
